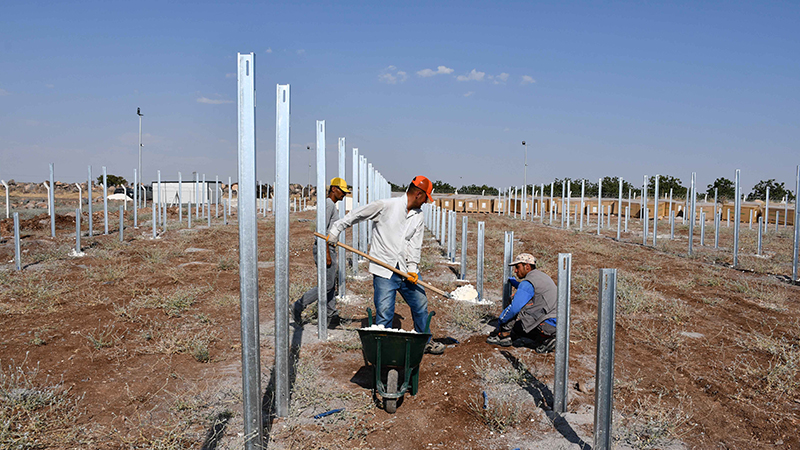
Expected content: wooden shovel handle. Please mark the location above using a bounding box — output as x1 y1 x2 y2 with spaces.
313 232 450 298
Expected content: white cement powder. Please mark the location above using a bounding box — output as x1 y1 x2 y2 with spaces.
359 324 418 334
449 284 493 305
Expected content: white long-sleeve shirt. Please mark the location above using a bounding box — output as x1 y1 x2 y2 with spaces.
328 194 423 279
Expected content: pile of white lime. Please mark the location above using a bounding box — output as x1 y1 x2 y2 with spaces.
449 285 493 305
358 324 418 333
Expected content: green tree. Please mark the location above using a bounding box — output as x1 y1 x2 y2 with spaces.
97 174 128 186
706 177 735 201
458 184 498 196
747 179 795 202
432 180 455 194
647 175 687 198
389 181 407 192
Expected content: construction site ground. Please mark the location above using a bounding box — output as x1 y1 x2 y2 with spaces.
1 204 799 449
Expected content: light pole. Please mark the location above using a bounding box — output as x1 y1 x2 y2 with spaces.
137 107 143 208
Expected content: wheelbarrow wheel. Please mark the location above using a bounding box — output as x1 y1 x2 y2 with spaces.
385 369 398 414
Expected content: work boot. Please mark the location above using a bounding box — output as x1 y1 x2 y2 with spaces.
534 337 556 354
291 302 303 325
486 331 512 347
424 340 445 355
326 313 341 329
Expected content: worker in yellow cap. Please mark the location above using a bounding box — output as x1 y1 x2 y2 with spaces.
327 176 445 355
293 177 351 328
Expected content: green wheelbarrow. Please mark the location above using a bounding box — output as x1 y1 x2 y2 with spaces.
357 308 435 413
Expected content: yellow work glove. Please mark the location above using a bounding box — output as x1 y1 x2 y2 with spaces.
407 272 419 284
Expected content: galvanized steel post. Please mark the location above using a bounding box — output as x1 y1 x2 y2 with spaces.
178 172 182 223
653 175 659 246
48 163 56 237
550 182 554 225
338 137 346 299
733 169 741 267
2 180 9 219
460 216 468 280
757 217 763 255
580 179 585 231
14 213 21 271
700 211 705 246
134 170 138 228
670 211 675 240
274 81 291 420
477 221 485 301
352 148 359 275
502 231 514 309
237 53 263 446
119 206 124 242
765 187 770 233
597 178 602 235
316 120 328 340
641 175 647 245
216 176 220 218
617 177 622 240
554 253 572 414
688 173 696 255
157 171 162 230
228 176 232 218
103 166 109 235
75 208 81 253
792 165 799 281
593 269 617 450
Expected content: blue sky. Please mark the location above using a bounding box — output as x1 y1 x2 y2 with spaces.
2 1 799 195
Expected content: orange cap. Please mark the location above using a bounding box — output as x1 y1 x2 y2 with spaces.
410 175 433 203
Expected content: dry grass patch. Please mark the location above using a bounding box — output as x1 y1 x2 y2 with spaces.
1 357 88 448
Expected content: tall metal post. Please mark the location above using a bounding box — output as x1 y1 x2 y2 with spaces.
178 172 183 223
757 217 763 255
594 269 617 450
714 207 720 249
103 166 109 235
316 120 328 340
733 169 741 267
700 211 705 246
359 156 367 252
216 176 219 218
540 183 544 224
653 175 659 246
352 148 360 274
688 173 696 255
502 231 514 309
460 216 468 280
228 176 232 218
48 163 56 237
237 53 263 446
616 177 622 240
580 179 585 231
550 182 554 225
119 206 124 242
765 187 770 233
554 253 572 414
477 221 485 301
793 165 799 281
14 213 21 271
133 170 138 228
88 166 93 237
75 208 81 253
138 108 143 208
641 176 647 245
157 170 162 230
597 178 602 235
273 81 291 420
2 180 9 219
338 138 346 299
670 211 675 240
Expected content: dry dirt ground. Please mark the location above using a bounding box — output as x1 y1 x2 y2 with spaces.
1 205 799 449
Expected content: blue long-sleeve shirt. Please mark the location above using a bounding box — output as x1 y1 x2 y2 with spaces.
498 278 557 327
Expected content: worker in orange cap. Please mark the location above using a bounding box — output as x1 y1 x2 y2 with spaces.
293 177 350 328
327 176 445 354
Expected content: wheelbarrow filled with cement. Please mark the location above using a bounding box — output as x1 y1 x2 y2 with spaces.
357 308 434 413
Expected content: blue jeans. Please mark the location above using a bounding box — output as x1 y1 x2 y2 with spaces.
373 272 429 333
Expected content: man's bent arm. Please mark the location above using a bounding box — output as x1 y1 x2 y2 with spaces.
328 200 385 242
497 281 535 325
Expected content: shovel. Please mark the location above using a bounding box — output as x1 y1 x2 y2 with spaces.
313 232 451 299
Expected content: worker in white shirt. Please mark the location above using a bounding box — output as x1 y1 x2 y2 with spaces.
327 175 445 354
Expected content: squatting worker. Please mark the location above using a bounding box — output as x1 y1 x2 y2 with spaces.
486 253 558 353
327 175 445 355
292 177 350 329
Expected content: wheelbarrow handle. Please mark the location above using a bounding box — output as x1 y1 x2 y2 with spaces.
314 232 451 299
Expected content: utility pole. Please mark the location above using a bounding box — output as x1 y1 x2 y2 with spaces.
137 107 144 208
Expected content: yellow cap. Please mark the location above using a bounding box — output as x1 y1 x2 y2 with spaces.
330 177 350 193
